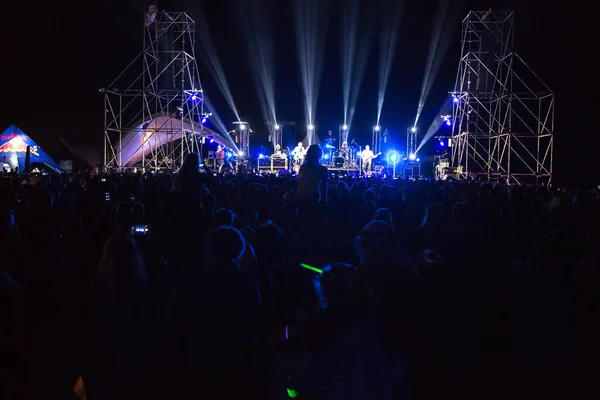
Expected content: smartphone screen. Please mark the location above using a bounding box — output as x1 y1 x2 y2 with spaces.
130 225 148 236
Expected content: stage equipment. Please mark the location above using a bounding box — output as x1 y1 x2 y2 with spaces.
102 8 231 170
339 124 349 148
372 125 382 155
407 127 417 160
232 121 250 157
450 11 554 185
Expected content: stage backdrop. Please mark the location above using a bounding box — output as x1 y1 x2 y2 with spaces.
0 125 61 172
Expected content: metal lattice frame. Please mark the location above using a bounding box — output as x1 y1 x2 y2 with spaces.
232 122 250 157
372 126 382 154
102 10 205 170
272 125 283 152
450 11 554 185
407 128 417 156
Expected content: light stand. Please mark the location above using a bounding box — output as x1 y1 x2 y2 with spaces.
372 125 382 155
339 124 349 148
407 127 417 158
272 123 282 153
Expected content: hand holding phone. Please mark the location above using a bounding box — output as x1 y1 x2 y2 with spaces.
130 225 148 236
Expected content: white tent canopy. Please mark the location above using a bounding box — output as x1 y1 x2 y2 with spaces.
115 114 236 167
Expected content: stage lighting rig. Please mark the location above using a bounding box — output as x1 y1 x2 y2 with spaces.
233 121 250 157
372 124 383 155
407 127 417 159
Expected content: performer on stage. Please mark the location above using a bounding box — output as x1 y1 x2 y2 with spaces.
361 145 379 176
273 144 284 158
291 141 306 173
216 144 225 173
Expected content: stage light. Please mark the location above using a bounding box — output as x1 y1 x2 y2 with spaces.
374 125 380 132
239 124 247 130
191 95 197 100
439 140 444 146
453 95 459 103
202 117 207 124
446 119 452 126
274 124 280 130
409 153 416 161
259 154 264 159
323 153 329 160
226 152 233 158
308 124 314 131
238 151 244 156
388 152 399 163
411 127 417 133
416 157 420 162
342 124 348 130
209 138 214 143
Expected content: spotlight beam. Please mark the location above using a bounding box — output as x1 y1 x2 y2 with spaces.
292 0 329 145
341 0 374 130
415 98 453 153
194 5 242 122
236 0 277 135
377 0 406 125
203 94 240 153
413 0 461 127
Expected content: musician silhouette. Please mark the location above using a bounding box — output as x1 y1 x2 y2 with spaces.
361 145 374 176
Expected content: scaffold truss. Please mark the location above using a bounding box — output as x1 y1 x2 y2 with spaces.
450 10 554 185
372 125 382 155
102 8 225 170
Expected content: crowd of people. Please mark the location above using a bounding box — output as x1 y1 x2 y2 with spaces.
1 144 599 399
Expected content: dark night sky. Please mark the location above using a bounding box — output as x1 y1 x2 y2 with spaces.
1 0 594 184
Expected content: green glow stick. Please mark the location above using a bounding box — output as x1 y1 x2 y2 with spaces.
300 263 323 274
287 388 299 398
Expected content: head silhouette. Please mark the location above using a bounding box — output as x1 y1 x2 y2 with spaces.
305 144 322 164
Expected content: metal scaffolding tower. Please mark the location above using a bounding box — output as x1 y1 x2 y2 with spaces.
407 127 417 156
372 125 382 154
232 122 250 157
102 8 205 171
339 125 349 147
271 124 283 152
450 10 554 185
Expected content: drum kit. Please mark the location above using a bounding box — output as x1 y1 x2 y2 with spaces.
324 139 359 169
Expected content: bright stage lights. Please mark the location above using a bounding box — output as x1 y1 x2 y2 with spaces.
238 151 244 156
202 117 207 123
342 124 348 130
452 95 459 103
239 124 247 130
411 127 417 133
388 152 399 163
409 153 416 161
259 154 265 159
307 124 314 131
374 125 380 132
274 124 281 130
441 114 452 126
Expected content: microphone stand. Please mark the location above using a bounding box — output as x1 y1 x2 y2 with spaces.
359 145 362 176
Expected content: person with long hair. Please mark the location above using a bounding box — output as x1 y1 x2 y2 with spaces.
296 144 328 204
